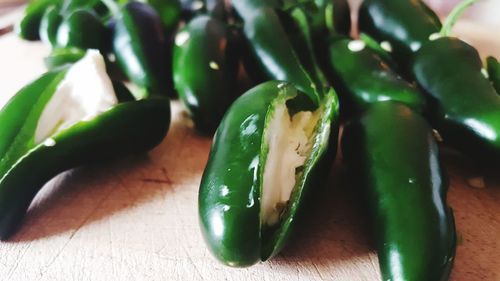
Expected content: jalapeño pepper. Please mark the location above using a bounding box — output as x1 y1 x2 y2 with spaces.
199 81 339 266
56 8 109 51
173 15 239 134
39 5 63 47
320 37 425 116
358 0 441 67
106 1 173 98
412 37 500 162
16 0 59 41
0 51 170 239
233 5 323 104
342 102 456 281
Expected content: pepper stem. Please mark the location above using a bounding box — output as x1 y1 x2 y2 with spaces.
440 0 479 36
100 0 121 16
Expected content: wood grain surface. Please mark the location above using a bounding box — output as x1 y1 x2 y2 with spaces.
0 15 499 281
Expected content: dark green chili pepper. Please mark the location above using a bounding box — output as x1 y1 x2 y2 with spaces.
342 102 456 281
0 53 170 239
320 37 425 115
199 81 339 267
16 0 60 41
358 0 441 67
39 5 63 47
233 5 322 104
487 56 500 94
412 37 500 162
44 47 86 69
106 1 172 98
173 15 239 134
56 9 109 51
283 7 328 90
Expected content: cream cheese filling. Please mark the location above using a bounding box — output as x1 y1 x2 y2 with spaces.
261 102 321 226
34 50 118 144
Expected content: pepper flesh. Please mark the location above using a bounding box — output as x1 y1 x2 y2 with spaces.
342 102 456 281
199 81 338 267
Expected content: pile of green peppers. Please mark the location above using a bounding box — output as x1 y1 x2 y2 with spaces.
0 51 171 239
359 0 500 163
17 0 183 98
8 0 499 280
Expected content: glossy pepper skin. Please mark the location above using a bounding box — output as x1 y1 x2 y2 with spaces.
358 0 441 67
342 102 456 281
56 9 109 51
16 0 59 41
412 37 500 162
39 5 63 47
111 1 172 98
487 56 500 94
233 5 322 104
0 70 170 239
320 37 425 115
199 81 339 267
173 15 239 134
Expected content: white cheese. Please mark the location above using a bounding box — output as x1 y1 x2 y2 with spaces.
34 50 118 143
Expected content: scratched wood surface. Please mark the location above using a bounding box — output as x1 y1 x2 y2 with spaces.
0 10 500 281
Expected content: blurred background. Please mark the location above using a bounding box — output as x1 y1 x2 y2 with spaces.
1 0 499 29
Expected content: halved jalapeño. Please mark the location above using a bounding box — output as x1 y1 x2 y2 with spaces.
198 81 339 267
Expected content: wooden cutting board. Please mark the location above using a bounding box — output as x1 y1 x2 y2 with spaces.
0 30 499 281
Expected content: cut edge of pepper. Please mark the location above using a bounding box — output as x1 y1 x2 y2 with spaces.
259 85 338 260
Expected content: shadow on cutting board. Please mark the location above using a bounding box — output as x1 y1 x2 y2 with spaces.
5 109 213 242
270 155 378 273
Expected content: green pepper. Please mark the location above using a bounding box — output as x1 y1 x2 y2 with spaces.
358 0 441 67
320 37 425 115
233 5 323 104
39 5 63 47
412 37 500 162
144 0 182 34
173 15 239 134
0 51 170 239
487 56 500 94
199 81 339 266
342 102 456 281
56 8 109 51
16 0 60 41
106 1 172 98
